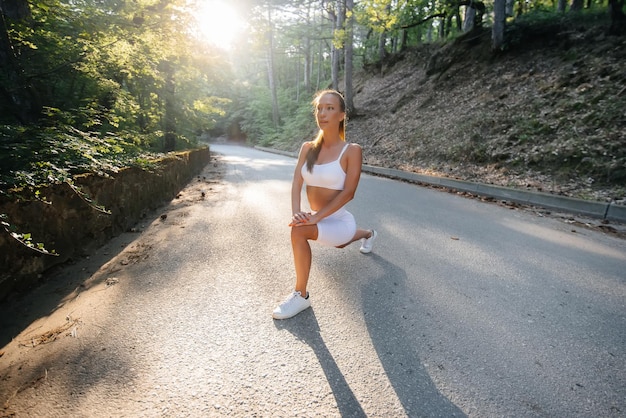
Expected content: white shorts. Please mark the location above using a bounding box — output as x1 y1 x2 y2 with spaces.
315 207 357 247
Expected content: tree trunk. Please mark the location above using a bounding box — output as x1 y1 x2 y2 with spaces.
557 0 568 12
316 30 324 91
570 0 584 11
609 0 626 34
295 55 301 102
344 0 354 116
378 31 386 65
454 7 463 31
162 61 176 152
266 6 280 128
331 0 344 91
464 0 485 30
303 2 312 95
464 5 476 32
438 16 445 39
378 2 391 64
400 29 408 50
492 0 506 51
505 0 515 16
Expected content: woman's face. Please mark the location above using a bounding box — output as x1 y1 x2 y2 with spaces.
315 93 345 133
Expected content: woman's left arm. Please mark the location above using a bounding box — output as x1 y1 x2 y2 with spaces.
341 144 363 199
308 144 362 223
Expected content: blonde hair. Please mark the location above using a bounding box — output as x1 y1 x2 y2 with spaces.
306 90 346 172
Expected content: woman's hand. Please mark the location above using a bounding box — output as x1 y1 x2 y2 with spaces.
289 211 312 227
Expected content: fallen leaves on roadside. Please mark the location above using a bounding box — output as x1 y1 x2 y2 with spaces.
105 277 119 287
19 318 80 348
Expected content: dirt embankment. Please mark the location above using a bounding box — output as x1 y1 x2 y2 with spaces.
347 23 626 204
0 148 211 301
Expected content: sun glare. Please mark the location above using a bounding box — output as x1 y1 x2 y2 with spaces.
194 1 245 50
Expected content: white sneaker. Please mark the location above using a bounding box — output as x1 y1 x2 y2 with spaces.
272 291 311 319
359 229 377 254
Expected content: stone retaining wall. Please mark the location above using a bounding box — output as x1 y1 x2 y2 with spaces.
0 147 211 301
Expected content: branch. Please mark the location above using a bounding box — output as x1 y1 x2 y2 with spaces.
64 181 111 214
399 13 447 30
398 1 485 30
1 216 58 256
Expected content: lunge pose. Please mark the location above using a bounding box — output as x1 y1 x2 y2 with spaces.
272 90 377 320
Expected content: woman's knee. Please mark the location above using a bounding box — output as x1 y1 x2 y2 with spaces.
291 225 318 241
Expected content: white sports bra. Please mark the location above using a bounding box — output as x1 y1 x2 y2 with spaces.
301 143 349 190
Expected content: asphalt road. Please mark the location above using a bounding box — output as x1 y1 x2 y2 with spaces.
1 143 625 417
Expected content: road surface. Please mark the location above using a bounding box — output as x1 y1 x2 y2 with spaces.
1 143 624 417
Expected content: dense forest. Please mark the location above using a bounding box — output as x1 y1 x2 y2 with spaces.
1 0 625 241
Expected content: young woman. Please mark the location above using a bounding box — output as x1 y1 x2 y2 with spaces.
272 90 377 320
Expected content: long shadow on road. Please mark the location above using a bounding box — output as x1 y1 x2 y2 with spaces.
274 309 367 418
361 253 466 417
273 249 467 417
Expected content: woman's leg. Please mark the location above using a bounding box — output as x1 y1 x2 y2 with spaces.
336 228 372 248
291 224 318 296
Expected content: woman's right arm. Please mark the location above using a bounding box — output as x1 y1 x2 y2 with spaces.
291 142 310 215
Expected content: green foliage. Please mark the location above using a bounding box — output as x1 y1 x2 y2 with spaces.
272 89 319 148
505 7 612 48
1 0 234 194
357 0 399 34
0 124 162 194
1 214 58 256
238 87 277 144
234 81 320 149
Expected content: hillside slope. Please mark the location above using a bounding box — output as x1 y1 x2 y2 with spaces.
348 21 625 203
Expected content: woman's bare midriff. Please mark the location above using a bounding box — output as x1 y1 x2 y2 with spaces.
306 186 341 212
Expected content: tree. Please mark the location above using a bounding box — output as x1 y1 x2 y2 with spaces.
570 0 584 11
492 0 506 50
463 0 486 32
344 0 354 115
162 60 177 152
330 0 344 91
1 0 234 153
303 1 314 95
266 5 281 128
608 0 626 34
